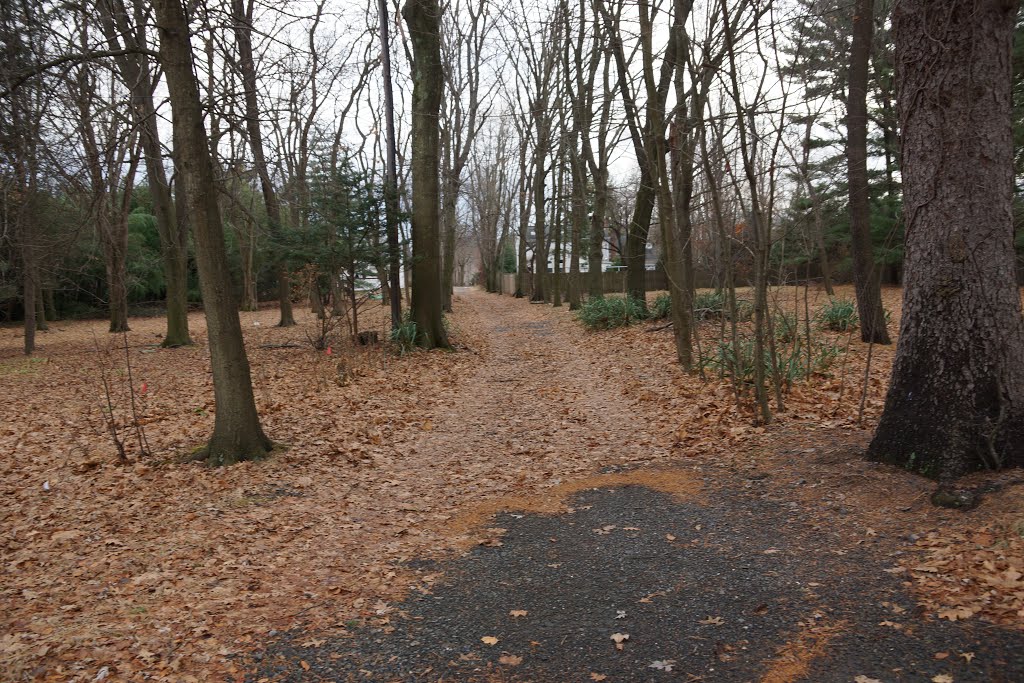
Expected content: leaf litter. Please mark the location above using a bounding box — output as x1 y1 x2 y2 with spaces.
2 286 1023 680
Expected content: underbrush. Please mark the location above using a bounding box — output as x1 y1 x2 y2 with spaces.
818 297 858 331
576 296 648 329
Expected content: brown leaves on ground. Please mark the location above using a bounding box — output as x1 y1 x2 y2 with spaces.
910 518 1024 628
2 286 1022 681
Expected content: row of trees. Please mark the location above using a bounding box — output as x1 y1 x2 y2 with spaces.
2 0 1022 477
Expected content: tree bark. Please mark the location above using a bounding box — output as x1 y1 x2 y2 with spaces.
98 0 191 346
23 257 36 355
868 0 1024 479
403 0 450 348
154 0 272 465
231 0 295 328
377 0 403 330
847 0 890 344
103 219 130 332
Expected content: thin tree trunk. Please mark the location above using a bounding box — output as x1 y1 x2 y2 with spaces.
34 285 47 331
847 0 890 344
377 0 403 329
231 0 295 328
23 260 36 355
104 223 130 332
98 0 192 346
44 287 56 322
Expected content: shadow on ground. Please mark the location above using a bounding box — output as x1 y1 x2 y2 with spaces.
248 486 1024 682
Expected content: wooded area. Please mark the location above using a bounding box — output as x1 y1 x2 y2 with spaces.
2 0 1024 680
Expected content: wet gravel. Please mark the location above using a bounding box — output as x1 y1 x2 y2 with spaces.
248 485 1024 682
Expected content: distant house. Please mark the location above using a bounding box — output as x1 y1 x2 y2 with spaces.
520 227 660 273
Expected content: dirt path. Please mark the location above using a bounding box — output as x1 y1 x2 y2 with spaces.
248 290 1024 682
390 289 675 514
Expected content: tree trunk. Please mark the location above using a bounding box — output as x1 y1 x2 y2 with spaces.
868 0 1024 479
231 0 295 328
568 164 583 310
531 136 549 302
23 259 36 355
44 287 56 322
403 0 450 349
239 227 258 311
847 0 890 344
154 0 272 465
625 167 655 304
34 285 47 331
441 176 457 313
377 0 403 329
104 221 130 333
97 0 192 346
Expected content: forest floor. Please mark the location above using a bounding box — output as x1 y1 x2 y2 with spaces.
2 286 1023 682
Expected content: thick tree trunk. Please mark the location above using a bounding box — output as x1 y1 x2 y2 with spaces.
403 0 450 348
868 0 1024 479
847 0 890 344
154 0 271 465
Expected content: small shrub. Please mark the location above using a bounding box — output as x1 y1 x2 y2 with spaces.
818 298 859 332
390 315 418 354
693 291 725 319
700 334 844 389
773 312 799 343
577 296 647 330
649 293 672 320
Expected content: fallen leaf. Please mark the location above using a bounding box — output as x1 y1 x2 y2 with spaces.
960 652 975 663
699 616 725 625
853 677 883 683
665 534 676 541
938 606 975 622
589 674 607 682
932 675 953 683
498 654 522 666
649 659 676 671
610 632 629 650
509 610 528 618
299 661 310 671
934 652 949 660
481 636 499 646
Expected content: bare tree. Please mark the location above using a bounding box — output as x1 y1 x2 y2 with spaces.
846 0 889 344
230 0 296 327
153 0 272 464
98 0 192 345
403 0 449 348
438 0 493 311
